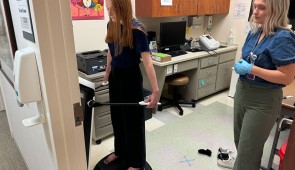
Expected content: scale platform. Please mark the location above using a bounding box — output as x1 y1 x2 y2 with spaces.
94 153 152 170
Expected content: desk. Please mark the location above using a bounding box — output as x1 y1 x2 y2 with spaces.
140 45 238 104
282 81 295 116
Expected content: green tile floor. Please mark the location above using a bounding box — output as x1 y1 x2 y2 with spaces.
89 91 290 170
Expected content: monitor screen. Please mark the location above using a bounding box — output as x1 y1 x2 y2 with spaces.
160 21 186 51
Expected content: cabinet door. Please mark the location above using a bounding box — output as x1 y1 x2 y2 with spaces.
216 60 234 91
197 0 230 15
165 0 182 16
187 0 199 15
136 0 169 17
197 0 215 15
165 0 191 17
136 0 198 17
215 0 230 14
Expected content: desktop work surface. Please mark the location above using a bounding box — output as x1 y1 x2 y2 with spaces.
140 45 238 105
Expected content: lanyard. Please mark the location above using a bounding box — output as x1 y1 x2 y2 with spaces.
247 30 264 64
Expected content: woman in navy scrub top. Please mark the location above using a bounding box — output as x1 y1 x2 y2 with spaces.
103 0 159 169
233 0 295 169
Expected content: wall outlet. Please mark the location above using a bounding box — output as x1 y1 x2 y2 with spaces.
173 64 178 73
167 65 173 74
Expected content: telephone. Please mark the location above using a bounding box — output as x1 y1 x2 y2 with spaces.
199 34 220 51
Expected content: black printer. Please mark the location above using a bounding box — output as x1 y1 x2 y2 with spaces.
76 50 107 75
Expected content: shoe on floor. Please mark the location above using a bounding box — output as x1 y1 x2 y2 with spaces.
217 154 235 169
218 147 233 154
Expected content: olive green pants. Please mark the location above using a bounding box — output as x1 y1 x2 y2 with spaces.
233 80 283 170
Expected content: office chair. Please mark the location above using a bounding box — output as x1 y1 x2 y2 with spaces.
157 74 196 115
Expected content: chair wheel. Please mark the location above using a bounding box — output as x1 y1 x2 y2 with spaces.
96 139 102 144
192 103 196 108
157 106 163 111
179 111 183 116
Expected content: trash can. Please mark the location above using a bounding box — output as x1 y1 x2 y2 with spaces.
278 141 288 170
143 89 154 121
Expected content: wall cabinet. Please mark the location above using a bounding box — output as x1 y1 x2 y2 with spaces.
197 0 230 15
135 0 230 17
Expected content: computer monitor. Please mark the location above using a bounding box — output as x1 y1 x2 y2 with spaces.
160 21 186 52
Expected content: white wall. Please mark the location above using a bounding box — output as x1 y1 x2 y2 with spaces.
72 0 249 54
71 0 252 97
72 0 207 53
72 0 136 52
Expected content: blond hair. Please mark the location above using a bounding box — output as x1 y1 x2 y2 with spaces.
105 0 133 56
250 0 290 35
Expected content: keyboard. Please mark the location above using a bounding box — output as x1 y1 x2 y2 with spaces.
187 48 202 52
165 50 187 57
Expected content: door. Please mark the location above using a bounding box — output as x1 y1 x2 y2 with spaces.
0 0 87 170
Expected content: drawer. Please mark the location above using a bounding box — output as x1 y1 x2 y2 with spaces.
94 80 109 91
200 56 219 68
198 75 216 88
219 50 237 63
95 92 109 102
95 88 109 95
94 105 110 115
93 123 113 140
174 59 198 73
197 84 216 98
199 65 217 79
95 112 111 128
78 71 105 82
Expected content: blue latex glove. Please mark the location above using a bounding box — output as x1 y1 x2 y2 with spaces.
234 59 253 75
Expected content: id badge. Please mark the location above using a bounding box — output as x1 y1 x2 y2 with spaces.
246 52 257 80
247 74 255 80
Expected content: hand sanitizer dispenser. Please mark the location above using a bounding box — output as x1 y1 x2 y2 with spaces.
14 48 42 104
14 47 44 127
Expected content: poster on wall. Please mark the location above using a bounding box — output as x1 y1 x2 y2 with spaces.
70 0 104 20
17 0 35 43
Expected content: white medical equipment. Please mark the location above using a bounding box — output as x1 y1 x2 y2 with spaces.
13 47 45 127
199 34 220 51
